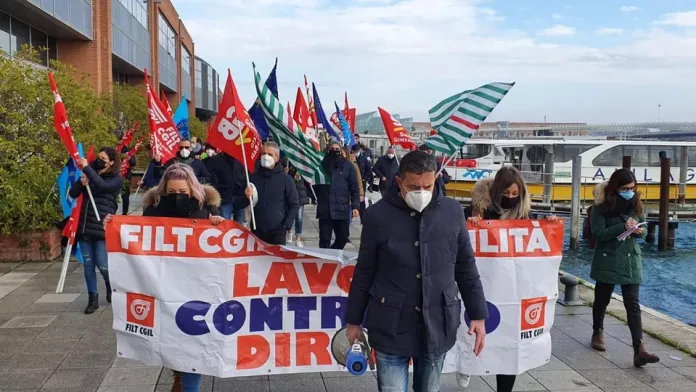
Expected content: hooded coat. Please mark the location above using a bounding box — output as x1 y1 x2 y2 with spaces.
142 185 221 219
590 182 645 285
345 182 488 358
463 177 532 220
241 162 299 231
69 166 123 241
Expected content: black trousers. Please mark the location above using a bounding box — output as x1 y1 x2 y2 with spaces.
593 282 643 345
318 219 350 249
253 228 287 245
359 200 366 224
497 374 517 392
121 180 132 215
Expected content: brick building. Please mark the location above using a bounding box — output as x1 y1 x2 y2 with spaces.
0 0 219 120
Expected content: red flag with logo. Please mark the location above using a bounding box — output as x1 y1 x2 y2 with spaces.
145 69 180 164
61 195 83 246
161 92 173 117
378 107 417 151
120 139 144 177
206 70 262 172
293 88 320 151
116 121 140 153
304 75 319 130
48 73 80 163
343 92 356 133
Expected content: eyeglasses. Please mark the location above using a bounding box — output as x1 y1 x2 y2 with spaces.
619 186 636 192
180 146 192 150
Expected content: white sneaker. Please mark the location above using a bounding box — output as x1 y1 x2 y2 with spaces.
296 239 305 247
456 373 470 388
286 231 293 244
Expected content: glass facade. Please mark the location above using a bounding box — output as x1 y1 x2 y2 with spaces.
29 0 92 39
0 10 57 66
158 12 177 91
181 44 191 100
112 0 150 71
194 56 219 113
355 111 413 135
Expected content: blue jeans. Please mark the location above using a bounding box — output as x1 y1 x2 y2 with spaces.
375 351 445 392
294 205 304 235
182 372 201 392
79 240 109 295
220 203 245 224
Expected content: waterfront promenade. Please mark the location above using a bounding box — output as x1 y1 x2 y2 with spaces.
1 203 696 391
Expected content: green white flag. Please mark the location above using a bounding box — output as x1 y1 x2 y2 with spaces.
252 63 328 185
424 133 457 155
429 82 514 147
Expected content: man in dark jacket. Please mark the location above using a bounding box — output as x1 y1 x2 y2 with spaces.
153 139 210 184
345 150 487 391
243 142 299 245
373 147 399 196
313 140 360 249
206 152 248 223
120 146 137 215
419 144 450 196
138 145 160 190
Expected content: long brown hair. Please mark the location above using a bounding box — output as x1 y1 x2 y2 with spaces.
489 166 529 219
601 168 642 215
100 147 120 176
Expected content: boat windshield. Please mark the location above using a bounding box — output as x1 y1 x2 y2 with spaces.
552 144 600 162
460 144 492 159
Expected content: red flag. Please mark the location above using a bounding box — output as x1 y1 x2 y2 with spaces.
145 69 180 164
161 92 173 117
86 146 96 163
286 101 295 133
61 195 83 246
293 88 320 151
120 139 144 177
207 70 262 172
116 121 140 153
377 107 417 151
48 73 80 163
304 75 318 130
343 92 356 133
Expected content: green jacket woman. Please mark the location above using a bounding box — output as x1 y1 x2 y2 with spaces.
589 168 659 368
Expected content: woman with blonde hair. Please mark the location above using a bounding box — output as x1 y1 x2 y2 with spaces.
463 166 557 392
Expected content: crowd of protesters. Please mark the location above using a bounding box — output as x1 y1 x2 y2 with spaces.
70 131 659 392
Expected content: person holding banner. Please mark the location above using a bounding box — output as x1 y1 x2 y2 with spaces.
242 142 299 245
314 139 360 249
345 150 488 392
71 147 123 314
589 169 660 367
373 146 399 196
462 166 557 392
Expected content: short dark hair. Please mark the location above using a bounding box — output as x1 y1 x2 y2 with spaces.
351 144 361 153
398 150 437 177
354 133 360 138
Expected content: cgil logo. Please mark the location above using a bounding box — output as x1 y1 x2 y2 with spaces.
520 296 547 340
126 293 155 329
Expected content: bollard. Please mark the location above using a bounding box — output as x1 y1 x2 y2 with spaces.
559 274 584 306
646 222 657 243
658 152 670 251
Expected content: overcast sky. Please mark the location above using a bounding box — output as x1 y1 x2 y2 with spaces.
174 0 696 123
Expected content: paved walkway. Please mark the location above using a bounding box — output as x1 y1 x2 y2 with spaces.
1 200 695 391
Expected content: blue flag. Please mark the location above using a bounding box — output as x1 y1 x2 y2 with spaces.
334 102 356 147
172 96 190 140
248 58 279 141
57 143 85 263
312 83 340 141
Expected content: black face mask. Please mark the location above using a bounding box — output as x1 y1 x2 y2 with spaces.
501 195 520 210
91 159 106 172
160 193 197 216
328 150 341 158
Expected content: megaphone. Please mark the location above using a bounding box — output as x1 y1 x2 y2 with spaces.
331 327 375 375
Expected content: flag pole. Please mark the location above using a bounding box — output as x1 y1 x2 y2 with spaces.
237 120 257 230
85 184 100 222
437 149 458 177
44 182 57 205
133 166 148 200
56 242 73 293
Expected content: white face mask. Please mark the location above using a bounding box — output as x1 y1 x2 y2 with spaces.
260 154 275 169
403 190 433 213
387 153 395 159
180 148 191 159
206 149 215 157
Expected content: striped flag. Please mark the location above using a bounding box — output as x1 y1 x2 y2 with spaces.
429 82 514 147
253 63 328 185
424 133 457 155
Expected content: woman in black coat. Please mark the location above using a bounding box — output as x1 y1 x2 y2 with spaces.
70 147 123 314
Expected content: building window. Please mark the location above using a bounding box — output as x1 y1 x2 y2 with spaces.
30 27 48 66
593 146 623 167
10 17 30 56
181 45 190 73
158 13 176 57
119 0 148 29
0 12 9 55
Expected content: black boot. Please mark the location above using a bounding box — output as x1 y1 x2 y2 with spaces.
105 281 112 304
85 293 99 314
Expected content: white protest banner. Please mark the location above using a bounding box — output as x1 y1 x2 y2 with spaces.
107 216 563 377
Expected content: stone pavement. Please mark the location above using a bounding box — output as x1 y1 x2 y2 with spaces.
1 200 696 391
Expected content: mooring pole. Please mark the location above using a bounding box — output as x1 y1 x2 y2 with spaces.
542 148 554 204
679 146 688 205
658 151 670 251
622 156 632 170
570 156 582 250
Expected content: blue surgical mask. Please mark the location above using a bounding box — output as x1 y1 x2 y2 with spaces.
618 190 635 200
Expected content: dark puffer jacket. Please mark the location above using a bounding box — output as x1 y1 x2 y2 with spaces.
373 155 399 191
205 153 248 209
345 182 488 358
288 166 310 205
153 156 210 184
69 166 123 241
142 185 221 219
314 157 360 220
241 162 299 231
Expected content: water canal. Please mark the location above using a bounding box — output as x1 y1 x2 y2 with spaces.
560 218 696 326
